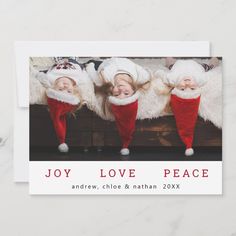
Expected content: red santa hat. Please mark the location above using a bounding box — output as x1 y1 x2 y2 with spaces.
166 60 207 156
46 92 79 153
170 91 200 156
110 97 138 155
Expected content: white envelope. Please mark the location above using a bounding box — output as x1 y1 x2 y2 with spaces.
14 41 210 182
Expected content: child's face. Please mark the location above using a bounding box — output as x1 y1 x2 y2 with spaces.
112 74 135 99
176 76 198 91
54 77 75 94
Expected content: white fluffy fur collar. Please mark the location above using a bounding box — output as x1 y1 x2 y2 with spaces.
171 87 201 99
108 91 140 106
46 88 80 105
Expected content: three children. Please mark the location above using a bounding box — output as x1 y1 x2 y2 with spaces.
31 57 220 156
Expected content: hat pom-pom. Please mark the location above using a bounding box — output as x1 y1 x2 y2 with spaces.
58 143 69 153
120 148 130 156
185 148 194 156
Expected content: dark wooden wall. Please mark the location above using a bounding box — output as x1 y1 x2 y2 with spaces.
30 105 222 148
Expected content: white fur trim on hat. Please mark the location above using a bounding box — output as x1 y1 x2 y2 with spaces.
185 148 194 156
58 143 69 153
108 91 140 106
120 148 130 155
172 87 201 99
46 88 80 105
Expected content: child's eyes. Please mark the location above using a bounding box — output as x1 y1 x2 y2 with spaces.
191 88 195 90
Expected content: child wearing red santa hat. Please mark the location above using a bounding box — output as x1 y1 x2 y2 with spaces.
86 57 151 155
30 60 84 153
158 59 210 156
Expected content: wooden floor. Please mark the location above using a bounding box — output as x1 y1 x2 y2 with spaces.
30 105 222 148
30 147 222 161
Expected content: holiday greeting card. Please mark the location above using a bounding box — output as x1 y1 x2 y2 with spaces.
29 55 222 195
14 41 210 182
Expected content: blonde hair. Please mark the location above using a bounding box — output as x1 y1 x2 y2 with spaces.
72 86 84 111
95 72 151 116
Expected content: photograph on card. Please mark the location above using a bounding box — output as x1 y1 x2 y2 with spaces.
29 57 222 161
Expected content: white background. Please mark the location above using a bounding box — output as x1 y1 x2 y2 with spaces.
0 0 236 235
